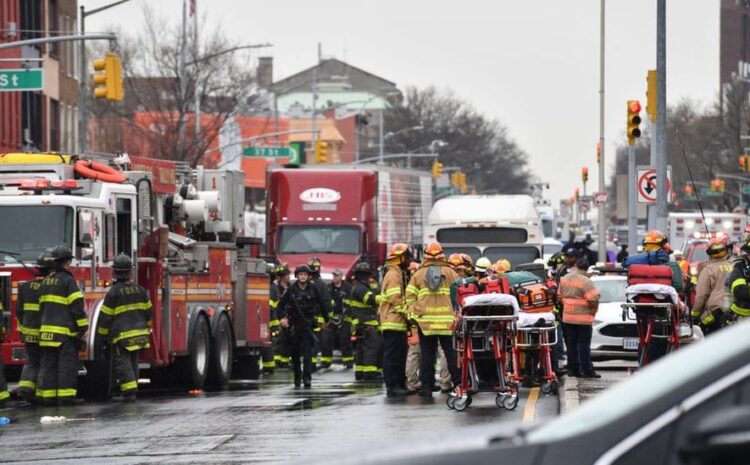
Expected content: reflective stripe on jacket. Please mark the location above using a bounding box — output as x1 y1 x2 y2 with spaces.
349 280 379 330
379 265 406 332
16 278 43 343
39 269 87 347
97 281 153 351
560 268 599 325
405 259 458 336
729 259 750 317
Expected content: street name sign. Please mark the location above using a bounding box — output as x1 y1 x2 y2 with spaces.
0 69 43 91
637 165 672 204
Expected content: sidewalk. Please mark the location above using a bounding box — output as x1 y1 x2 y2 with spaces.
559 360 637 414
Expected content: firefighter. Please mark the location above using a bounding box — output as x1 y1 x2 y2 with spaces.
560 256 601 378
460 254 474 277
37 244 88 406
349 262 383 381
97 254 152 401
474 257 492 279
278 265 329 388
380 243 414 397
262 265 278 375
307 257 332 369
405 242 460 397
448 253 466 278
13 251 54 402
321 269 353 368
728 233 750 321
692 236 732 335
272 264 291 368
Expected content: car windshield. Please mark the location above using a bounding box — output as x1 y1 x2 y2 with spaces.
278 226 360 254
484 246 540 267
689 245 708 262
0 206 73 262
526 319 750 443
543 243 562 255
593 278 627 303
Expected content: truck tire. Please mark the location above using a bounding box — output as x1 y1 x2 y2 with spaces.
232 355 260 380
207 314 233 387
78 359 111 400
184 315 210 389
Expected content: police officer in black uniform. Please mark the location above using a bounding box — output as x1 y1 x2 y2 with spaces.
37 244 88 406
97 254 152 401
349 262 383 381
321 269 353 368
278 265 329 388
14 251 54 401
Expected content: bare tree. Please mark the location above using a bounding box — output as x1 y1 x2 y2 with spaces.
385 86 532 194
88 6 255 166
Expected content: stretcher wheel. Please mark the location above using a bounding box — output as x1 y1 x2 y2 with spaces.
446 395 456 410
497 393 518 410
453 395 471 411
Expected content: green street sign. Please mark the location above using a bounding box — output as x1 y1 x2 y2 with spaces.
742 185 750 195
243 146 296 159
0 69 43 91
684 195 696 201
700 188 724 197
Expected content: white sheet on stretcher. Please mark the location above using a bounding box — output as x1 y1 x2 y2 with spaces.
518 312 556 328
625 284 680 304
462 293 520 316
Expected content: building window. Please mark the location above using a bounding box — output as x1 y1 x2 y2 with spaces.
20 0 42 42
49 99 60 152
48 0 59 57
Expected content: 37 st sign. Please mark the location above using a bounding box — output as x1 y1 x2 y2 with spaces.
0 69 43 91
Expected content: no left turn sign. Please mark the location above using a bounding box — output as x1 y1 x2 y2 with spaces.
637 166 672 204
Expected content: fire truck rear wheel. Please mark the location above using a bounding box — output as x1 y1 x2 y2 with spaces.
185 314 211 389
208 314 234 386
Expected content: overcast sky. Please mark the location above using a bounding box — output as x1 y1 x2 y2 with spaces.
82 0 719 205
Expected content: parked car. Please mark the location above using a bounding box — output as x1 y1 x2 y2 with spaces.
590 274 637 360
357 320 750 465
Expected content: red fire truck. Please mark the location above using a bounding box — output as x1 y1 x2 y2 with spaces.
0 152 269 395
266 165 433 278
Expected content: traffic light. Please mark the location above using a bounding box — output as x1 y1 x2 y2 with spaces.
450 171 460 187
92 52 123 101
581 166 589 183
596 142 601 164
627 100 642 146
458 172 467 194
710 179 725 193
741 155 750 172
313 140 328 163
432 161 443 179
646 70 657 123
683 184 693 197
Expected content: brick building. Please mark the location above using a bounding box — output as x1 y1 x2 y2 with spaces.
0 0 78 153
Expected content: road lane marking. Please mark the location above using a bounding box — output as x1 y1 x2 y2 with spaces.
522 387 540 423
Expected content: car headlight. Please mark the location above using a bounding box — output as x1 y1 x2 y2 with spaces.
690 266 698 276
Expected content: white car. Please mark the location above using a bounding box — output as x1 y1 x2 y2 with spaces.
590 274 638 359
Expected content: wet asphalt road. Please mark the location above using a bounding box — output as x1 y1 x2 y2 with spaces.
0 366 559 464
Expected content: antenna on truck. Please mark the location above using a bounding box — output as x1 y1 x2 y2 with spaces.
675 128 710 236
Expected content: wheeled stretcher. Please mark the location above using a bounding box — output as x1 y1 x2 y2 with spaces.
448 293 520 411
621 284 691 366
510 311 559 394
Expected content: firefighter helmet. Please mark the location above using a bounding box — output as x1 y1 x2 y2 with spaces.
460 253 473 267
387 243 411 261
275 263 290 276
113 253 133 279
492 261 508 274
643 230 668 247
497 258 512 273
423 242 444 259
36 251 54 270
447 253 463 269
353 262 372 277
707 236 729 256
294 264 312 276
307 257 321 273
50 244 73 262
475 257 492 273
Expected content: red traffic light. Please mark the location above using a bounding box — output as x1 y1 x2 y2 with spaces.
628 101 641 113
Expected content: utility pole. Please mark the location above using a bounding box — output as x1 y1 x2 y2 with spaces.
78 5 87 153
177 0 188 161
628 144 638 251
655 0 668 231
597 0 607 261
311 44 320 154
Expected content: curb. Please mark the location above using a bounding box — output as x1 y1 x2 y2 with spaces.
559 376 580 415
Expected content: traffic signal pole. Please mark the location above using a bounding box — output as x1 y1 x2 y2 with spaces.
628 144 638 253
655 0 668 231
597 0 607 262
